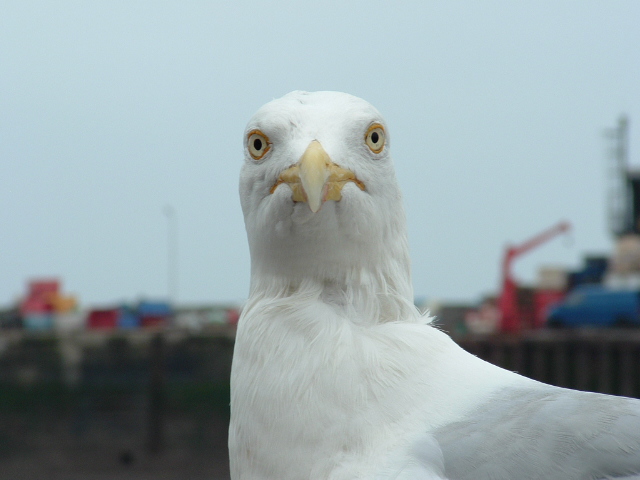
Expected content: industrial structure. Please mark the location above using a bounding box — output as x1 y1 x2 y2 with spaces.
450 116 638 334
498 221 571 333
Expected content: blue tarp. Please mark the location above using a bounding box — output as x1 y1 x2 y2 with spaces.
138 301 172 317
118 306 140 329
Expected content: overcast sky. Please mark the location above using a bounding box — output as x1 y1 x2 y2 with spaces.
1 2 639 308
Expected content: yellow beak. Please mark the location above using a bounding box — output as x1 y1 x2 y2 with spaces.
271 141 365 213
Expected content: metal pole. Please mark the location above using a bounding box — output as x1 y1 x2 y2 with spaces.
163 206 178 304
617 116 630 233
606 115 630 236
147 333 165 454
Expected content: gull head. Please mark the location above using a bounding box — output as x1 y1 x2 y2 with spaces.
239 91 410 293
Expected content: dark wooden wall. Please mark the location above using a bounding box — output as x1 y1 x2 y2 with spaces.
454 329 640 398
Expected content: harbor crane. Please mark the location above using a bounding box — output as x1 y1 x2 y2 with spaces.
498 221 571 333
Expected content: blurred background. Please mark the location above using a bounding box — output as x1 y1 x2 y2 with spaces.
1 1 639 478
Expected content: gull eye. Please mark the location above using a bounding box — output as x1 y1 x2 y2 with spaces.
365 124 386 154
247 130 271 160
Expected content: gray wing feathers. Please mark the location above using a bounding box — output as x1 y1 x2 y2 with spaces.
433 387 640 480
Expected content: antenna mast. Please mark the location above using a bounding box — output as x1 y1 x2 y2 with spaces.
607 115 630 237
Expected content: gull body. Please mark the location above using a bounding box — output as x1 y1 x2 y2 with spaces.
230 91 640 479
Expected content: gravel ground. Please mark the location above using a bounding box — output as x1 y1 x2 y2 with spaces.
0 415 231 480
0 449 230 480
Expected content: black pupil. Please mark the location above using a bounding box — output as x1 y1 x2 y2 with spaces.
371 131 379 144
253 138 263 151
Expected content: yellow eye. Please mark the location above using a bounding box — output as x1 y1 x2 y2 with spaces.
365 124 385 153
247 130 271 160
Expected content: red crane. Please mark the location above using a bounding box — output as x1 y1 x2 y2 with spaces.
498 221 571 333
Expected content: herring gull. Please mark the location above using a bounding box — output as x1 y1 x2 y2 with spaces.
229 90 640 479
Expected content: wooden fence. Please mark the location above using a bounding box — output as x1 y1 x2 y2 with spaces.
454 329 640 398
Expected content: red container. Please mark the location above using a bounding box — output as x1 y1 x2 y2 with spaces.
29 280 59 297
20 296 52 314
140 315 166 328
87 309 119 329
226 309 240 325
20 279 61 314
534 289 566 328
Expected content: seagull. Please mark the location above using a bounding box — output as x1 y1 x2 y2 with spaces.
229 91 640 479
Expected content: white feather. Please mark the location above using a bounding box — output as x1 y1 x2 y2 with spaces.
230 91 640 479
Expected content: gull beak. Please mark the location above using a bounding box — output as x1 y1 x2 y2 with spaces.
271 140 365 213
297 140 331 213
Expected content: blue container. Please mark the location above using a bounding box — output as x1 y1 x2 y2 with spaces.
138 301 172 317
23 313 54 331
547 285 640 327
118 306 140 329
568 256 609 289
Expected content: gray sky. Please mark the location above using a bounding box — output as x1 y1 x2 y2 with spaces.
1 2 639 307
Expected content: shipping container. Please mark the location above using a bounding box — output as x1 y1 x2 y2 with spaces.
49 294 77 313
28 280 59 298
226 308 240 325
86 309 119 329
23 313 54 331
610 235 640 274
138 301 172 317
20 296 51 314
140 315 167 328
54 312 85 332
117 306 139 329
138 301 172 328
533 289 565 328
537 267 568 290
174 309 207 330
568 256 609 289
20 279 63 315
547 285 640 327
207 308 227 324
